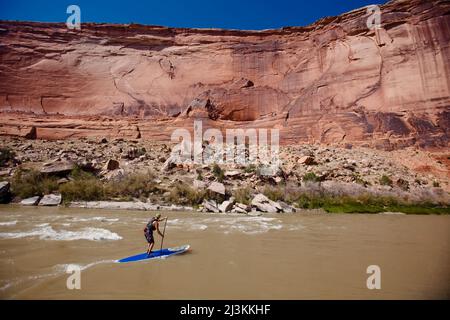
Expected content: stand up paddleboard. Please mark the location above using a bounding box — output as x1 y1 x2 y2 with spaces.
116 244 190 263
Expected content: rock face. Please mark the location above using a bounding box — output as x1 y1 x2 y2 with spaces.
0 0 449 150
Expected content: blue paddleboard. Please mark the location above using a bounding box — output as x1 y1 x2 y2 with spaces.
116 245 190 263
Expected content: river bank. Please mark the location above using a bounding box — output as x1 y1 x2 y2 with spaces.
1 137 449 215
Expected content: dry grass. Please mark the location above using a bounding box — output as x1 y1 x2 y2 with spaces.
10 168 58 199
166 182 206 206
233 187 252 205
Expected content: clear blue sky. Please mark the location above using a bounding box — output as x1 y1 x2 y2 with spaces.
0 0 389 30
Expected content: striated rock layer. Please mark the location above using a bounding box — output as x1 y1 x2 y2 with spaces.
0 0 449 150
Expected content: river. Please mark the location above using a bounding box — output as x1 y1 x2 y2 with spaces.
0 205 448 299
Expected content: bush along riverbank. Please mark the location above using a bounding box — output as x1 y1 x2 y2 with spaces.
1 164 449 215
0 138 449 214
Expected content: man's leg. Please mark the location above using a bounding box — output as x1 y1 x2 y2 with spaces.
147 241 154 255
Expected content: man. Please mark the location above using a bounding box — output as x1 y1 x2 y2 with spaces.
144 213 167 255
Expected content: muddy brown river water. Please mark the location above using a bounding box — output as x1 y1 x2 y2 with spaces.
0 205 448 299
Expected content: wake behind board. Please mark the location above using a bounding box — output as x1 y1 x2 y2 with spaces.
116 244 190 263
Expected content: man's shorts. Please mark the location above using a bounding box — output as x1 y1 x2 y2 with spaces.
144 231 154 244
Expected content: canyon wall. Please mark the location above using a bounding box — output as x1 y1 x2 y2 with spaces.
0 0 449 149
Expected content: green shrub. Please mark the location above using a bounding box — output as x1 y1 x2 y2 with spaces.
243 164 257 174
379 175 393 186
294 193 325 209
11 168 58 198
303 172 319 183
60 177 104 202
205 190 226 204
233 187 252 205
396 178 409 191
353 174 369 187
70 166 95 180
286 190 449 215
41 178 60 195
212 163 224 182
167 182 205 206
105 170 157 199
0 147 15 166
196 169 203 181
262 185 285 202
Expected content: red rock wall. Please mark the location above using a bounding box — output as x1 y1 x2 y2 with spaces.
0 0 449 149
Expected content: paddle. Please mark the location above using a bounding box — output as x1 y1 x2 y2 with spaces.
160 217 168 252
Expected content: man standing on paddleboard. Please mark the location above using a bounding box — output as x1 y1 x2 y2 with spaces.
144 213 167 255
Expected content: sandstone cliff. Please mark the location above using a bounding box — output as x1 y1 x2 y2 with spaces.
0 0 449 149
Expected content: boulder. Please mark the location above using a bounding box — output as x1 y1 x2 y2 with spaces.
232 205 248 214
396 178 409 191
20 196 41 206
0 125 36 139
248 210 263 217
162 156 176 171
258 164 283 177
298 156 314 165
78 160 100 173
193 179 207 189
38 193 62 206
279 201 297 213
104 159 120 171
125 147 141 160
231 77 254 89
224 170 241 179
0 181 11 203
219 201 233 213
235 202 249 212
103 168 125 181
57 177 69 185
207 181 226 195
40 161 75 175
0 169 12 177
202 199 220 213
219 197 235 213
251 193 282 213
